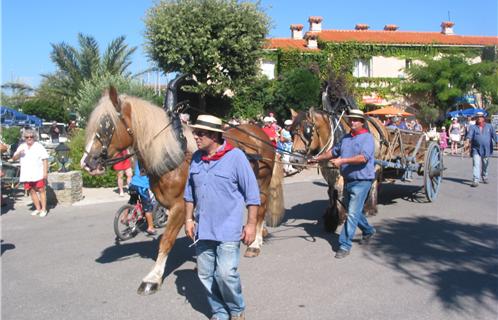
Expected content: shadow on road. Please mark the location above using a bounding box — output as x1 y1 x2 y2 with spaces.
95 235 196 279
174 269 211 318
1 239 16 255
364 216 498 314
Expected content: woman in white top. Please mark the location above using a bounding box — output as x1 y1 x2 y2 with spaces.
12 128 49 217
448 117 462 155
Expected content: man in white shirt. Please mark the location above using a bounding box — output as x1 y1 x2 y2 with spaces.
12 129 49 217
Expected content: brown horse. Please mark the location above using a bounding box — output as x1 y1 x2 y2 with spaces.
81 87 284 295
290 107 388 232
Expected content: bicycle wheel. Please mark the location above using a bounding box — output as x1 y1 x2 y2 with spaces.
114 204 140 241
152 204 168 228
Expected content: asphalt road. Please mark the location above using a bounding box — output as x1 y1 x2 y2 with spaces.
2 155 497 320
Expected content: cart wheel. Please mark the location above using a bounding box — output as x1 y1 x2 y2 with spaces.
424 142 443 202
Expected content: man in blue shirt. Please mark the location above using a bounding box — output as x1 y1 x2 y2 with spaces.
465 112 497 187
310 109 376 259
184 114 260 320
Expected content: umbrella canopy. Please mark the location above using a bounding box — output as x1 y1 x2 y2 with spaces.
447 108 487 118
365 106 414 117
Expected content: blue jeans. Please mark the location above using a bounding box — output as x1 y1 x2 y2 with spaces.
338 180 376 251
472 153 489 182
196 240 244 320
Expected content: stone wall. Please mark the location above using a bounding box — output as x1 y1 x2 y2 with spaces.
47 171 83 206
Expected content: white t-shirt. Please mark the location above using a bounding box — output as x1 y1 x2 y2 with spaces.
15 142 49 182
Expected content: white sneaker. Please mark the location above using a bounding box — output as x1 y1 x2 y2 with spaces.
38 210 48 217
31 210 40 216
119 192 125 197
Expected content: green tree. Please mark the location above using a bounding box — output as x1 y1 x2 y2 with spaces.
402 55 498 114
272 68 321 119
76 73 162 123
231 76 275 120
1 82 34 108
20 98 68 122
144 0 270 110
42 33 137 108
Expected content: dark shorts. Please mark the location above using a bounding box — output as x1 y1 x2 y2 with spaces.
128 184 153 212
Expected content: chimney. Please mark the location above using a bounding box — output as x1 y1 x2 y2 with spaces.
355 23 369 31
308 16 323 32
384 24 399 31
290 24 304 40
305 32 319 49
441 21 455 35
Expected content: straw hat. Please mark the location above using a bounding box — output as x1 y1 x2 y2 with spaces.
474 111 485 118
284 119 293 126
263 116 273 123
345 109 365 120
190 115 224 132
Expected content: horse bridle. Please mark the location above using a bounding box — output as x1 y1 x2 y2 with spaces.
292 110 316 155
89 112 134 167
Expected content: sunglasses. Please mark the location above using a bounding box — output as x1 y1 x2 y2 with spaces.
193 130 210 137
24 136 34 139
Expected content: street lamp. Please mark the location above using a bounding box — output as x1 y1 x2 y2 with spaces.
55 142 70 173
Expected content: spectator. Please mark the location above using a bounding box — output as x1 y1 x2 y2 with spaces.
465 112 497 187
413 119 423 131
12 128 49 217
49 121 60 143
278 119 297 175
439 127 448 152
112 150 133 197
448 117 462 155
262 116 278 148
125 160 156 235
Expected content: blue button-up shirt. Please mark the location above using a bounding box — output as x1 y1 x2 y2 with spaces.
332 132 375 181
184 145 260 242
466 123 497 157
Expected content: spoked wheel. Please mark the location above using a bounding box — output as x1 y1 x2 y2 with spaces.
423 142 443 202
114 205 142 241
153 205 168 228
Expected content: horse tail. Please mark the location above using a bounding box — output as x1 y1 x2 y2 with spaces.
265 154 285 227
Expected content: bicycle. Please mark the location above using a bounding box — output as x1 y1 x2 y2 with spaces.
113 195 168 241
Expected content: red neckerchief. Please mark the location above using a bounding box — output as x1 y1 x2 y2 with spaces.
201 142 234 162
478 122 485 128
351 128 369 137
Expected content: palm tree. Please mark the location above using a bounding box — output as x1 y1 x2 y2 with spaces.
41 33 137 104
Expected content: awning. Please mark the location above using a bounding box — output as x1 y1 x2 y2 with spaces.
365 106 414 117
447 108 487 118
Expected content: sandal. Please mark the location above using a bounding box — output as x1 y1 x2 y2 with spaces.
146 229 157 236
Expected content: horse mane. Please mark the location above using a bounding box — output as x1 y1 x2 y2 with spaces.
87 94 196 176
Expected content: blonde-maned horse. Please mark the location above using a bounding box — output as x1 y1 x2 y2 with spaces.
290 107 388 232
81 87 284 295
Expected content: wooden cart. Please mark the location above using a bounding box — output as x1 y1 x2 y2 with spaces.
375 128 444 202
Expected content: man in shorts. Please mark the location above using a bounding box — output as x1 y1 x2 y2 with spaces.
12 128 49 217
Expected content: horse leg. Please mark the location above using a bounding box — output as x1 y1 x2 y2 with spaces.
244 193 267 258
137 200 185 295
364 174 380 216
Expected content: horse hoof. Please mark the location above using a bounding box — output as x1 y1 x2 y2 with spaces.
137 282 159 295
244 247 260 258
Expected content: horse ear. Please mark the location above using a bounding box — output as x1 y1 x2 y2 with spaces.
109 86 121 112
290 108 298 119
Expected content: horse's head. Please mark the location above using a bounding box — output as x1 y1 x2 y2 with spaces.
289 108 333 165
81 87 134 175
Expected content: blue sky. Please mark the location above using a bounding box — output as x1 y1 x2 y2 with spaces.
2 0 497 88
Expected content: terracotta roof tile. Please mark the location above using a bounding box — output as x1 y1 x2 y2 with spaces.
265 30 498 51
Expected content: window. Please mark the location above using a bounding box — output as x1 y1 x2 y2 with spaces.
353 59 371 77
260 60 276 79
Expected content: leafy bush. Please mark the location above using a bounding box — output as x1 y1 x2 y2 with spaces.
67 129 118 188
231 77 276 120
20 98 68 122
76 73 163 124
1 127 21 145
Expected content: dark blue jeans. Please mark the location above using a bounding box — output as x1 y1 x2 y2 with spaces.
338 180 376 251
